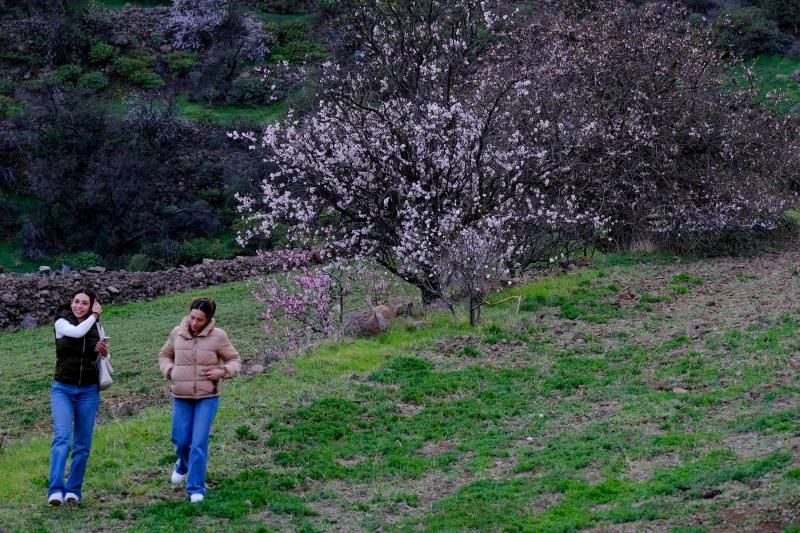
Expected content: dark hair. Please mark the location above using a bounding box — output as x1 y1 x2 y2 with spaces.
189 297 216 319
63 288 97 319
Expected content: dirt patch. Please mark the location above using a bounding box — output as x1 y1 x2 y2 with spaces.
418 439 457 457
98 393 162 421
723 432 794 460
623 453 682 482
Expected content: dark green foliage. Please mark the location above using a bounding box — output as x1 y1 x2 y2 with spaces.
165 50 200 77
114 52 164 89
0 77 15 96
77 71 108 92
761 0 800 34
235 424 259 441
55 250 103 270
714 7 795 58
0 94 24 118
88 41 115 64
48 63 82 84
265 18 327 63
228 75 273 105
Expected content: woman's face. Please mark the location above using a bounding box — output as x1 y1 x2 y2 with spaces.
188 309 209 335
71 293 92 320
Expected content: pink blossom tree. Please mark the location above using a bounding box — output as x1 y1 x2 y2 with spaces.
252 250 348 355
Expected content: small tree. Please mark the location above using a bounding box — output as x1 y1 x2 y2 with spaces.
439 223 511 326
253 250 344 354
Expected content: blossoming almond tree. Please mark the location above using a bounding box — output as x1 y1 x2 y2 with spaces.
237 0 798 317
235 0 600 307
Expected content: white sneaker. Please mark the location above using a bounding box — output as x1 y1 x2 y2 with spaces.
189 493 204 504
64 492 80 505
48 492 64 506
170 469 187 484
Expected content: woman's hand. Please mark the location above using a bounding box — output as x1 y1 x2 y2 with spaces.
92 301 103 319
96 338 109 357
202 368 227 382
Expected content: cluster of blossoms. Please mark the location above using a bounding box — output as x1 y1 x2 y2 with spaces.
252 251 398 353
253 250 349 353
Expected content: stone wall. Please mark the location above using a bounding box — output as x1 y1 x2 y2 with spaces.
0 256 276 332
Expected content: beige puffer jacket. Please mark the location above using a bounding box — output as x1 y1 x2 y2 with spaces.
158 317 241 399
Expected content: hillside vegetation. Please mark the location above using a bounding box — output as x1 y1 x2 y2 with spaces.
0 0 799 273
1 249 800 530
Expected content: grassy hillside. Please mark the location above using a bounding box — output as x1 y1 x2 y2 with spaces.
750 55 800 114
1 251 800 531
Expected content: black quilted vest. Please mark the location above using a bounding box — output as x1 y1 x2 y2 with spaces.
54 313 100 386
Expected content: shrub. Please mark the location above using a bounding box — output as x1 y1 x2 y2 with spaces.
114 53 165 89
49 63 83 85
89 41 115 64
228 75 273 105
0 78 15 96
175 236 236 264
128 70 165 90
165 50 199 76
77 71 109 93
0 94 24 118
761 0 800 34
126 253 151 272
713 7 795 58
266 19 327 63
58 251 104 271
253 255 349 353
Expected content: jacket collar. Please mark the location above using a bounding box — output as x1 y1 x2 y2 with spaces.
178 316 216 339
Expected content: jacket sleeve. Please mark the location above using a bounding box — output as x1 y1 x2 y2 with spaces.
217 329 242 378
158 329 176 379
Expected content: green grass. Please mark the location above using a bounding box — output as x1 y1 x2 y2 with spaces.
2 252 800 531
176 96 289 127
0 241 41 273
252 11 320 25
743 55 800 114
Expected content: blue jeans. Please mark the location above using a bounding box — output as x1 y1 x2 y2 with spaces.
171 396 220 496
49 381 101 499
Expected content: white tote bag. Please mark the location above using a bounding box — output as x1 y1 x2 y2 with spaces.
97 323 114 390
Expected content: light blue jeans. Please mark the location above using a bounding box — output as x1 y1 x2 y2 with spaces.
171 396 220 496
49 381 101 499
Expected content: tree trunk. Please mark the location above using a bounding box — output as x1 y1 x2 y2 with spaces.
469 296 481 327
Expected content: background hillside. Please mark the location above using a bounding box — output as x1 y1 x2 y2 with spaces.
0 0 798 274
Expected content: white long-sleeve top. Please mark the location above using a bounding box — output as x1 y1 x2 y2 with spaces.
54 315 97 339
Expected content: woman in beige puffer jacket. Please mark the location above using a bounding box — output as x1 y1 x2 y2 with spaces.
158 297 241 503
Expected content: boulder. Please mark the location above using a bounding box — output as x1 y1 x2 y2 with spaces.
345 307 391 337
21 314 38 329
387 298 415 317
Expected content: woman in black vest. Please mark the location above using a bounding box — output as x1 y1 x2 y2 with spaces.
48 288 108 506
